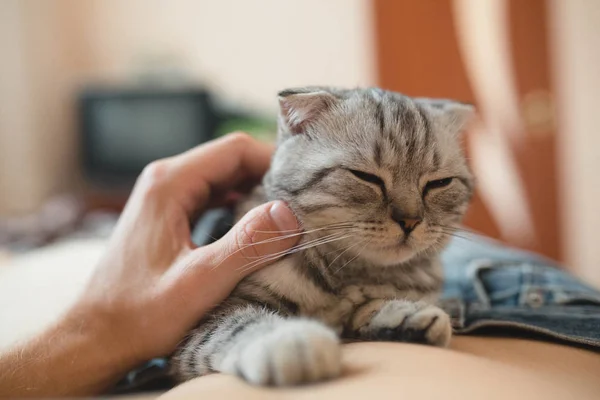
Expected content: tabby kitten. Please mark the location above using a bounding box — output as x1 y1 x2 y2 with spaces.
171 87 474 386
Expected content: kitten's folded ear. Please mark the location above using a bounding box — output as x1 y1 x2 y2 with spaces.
416 98 476 136
278 88 337 136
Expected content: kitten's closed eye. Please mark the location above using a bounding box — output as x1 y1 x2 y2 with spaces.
423 178 453 196
348 169 385 190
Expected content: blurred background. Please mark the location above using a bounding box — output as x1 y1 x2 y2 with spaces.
0 0 598 291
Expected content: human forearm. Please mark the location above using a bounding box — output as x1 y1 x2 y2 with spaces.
0 306 137 397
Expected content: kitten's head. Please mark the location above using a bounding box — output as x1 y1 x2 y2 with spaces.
265 87 474 266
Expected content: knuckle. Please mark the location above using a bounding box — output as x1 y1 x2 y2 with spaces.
226 131 253 147
142 159 170 181
235 217 261 261
139 159 171 192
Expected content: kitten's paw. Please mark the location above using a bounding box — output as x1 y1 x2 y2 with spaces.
361 300 452 347
231 319 341 386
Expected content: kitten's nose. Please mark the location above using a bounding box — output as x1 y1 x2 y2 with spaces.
398 218 422 234
391 208 422 235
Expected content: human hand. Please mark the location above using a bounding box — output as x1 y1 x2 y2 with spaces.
72 133 300 367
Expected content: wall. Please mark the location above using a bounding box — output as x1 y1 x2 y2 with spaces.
0 1 52 214
550 0 600 286
0 0 376 215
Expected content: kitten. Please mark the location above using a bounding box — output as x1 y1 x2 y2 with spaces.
171 87 474 386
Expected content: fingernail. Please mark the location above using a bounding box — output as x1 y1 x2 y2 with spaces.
269 201 299 231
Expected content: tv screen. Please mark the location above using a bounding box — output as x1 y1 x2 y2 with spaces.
80 87 218 188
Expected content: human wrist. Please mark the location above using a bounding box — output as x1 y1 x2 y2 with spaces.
56 302 144 391
0 304 140 397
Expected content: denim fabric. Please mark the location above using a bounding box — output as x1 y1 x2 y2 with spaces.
111 216 600 393
440 234 600 348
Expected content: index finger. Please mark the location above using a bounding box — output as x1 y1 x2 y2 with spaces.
170 133 275 210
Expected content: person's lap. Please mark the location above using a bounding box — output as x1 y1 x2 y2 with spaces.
159 337 600 400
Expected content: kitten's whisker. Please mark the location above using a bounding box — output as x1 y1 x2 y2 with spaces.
432 229 479 243
434 224 470 234
236 222 363 251
236 234 355 274
252 221 357 234
238 232 349 259
333 239 372 274
210 230 350 270
437 224 481 235
327 239 367 269
433 227 471 237
270 233 355 260
194 233 219 243
235 233 350 268
245 225 359 246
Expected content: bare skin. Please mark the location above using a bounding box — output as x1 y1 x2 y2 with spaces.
0 133 301 397
162 338 600 400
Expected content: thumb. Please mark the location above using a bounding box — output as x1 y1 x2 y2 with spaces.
198 201 300 280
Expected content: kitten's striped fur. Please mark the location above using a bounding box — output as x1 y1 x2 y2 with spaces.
171 87 474 386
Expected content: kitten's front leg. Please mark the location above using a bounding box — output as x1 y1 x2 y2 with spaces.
171 304 341 386
348 299 452 347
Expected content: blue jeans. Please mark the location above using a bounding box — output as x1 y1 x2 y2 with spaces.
440 234 600 348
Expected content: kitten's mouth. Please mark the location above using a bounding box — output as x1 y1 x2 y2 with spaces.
377 239 412 251
367 241 416 265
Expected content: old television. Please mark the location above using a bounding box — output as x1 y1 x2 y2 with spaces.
79 86 219 189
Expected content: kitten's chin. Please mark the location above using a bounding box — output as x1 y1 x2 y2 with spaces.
360 246 418 267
